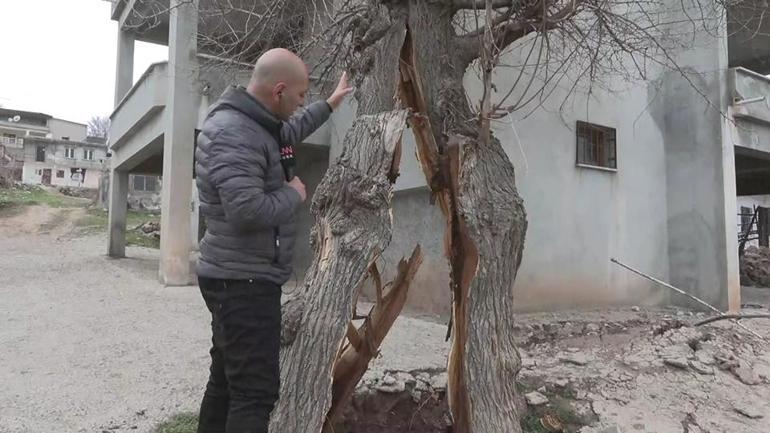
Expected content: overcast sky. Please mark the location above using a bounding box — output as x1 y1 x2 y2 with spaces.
0 0 167 125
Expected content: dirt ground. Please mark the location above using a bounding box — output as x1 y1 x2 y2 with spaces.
1 204 770 433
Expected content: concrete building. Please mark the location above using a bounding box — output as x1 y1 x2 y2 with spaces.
107 0 770 314
0 107 90 144
0 108 53 179
21 136 108 189
0 107 108 188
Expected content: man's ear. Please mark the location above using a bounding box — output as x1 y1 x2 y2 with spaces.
273 82 287 100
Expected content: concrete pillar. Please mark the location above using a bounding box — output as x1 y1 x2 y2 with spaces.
107 169 129 257
114 28 135 106
721 107 741 312
159 0 198 285
658 6 739 312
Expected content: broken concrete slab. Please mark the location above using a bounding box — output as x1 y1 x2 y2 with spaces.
524 391 549 406
732 364 761 385
688 360 715 375
663 357 689 370
429 372 447 391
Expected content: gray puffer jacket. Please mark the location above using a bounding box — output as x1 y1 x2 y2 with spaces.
195 85 331 284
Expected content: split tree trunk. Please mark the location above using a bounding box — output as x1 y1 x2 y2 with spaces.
274 1 528 431
270 110 414 433
350 2 529 432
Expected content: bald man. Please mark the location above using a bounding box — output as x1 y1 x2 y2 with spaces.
194 48 353 433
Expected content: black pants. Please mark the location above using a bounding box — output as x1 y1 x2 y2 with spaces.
197 277 281 433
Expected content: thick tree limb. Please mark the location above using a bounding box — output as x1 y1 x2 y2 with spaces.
269 109 409 433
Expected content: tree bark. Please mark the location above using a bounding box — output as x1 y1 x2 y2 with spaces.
270 110 410 433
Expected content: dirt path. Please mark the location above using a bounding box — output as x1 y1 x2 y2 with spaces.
0 205 86 238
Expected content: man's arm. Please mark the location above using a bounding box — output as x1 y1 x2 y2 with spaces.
208 129 302 231
279 101 332 145
279 72 354 145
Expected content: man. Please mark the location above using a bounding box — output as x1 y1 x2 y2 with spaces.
194 48 353 433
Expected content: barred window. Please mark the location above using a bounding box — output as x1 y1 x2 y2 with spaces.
576 121 617 170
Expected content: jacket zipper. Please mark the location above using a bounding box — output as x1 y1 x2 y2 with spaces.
273 227 281 264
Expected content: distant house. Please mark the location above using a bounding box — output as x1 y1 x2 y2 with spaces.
21 136 108 189
0 108 51 151
0 107 109 188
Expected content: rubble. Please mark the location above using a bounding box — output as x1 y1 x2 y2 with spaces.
524 391 549 406
688 360 714 375
663 357 689 369
57 186 96 199
429 372 447 391
135 221 160 239
731 363 761 385
375 373 406 393
740 246 770 287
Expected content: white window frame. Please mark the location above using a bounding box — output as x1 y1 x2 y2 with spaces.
64 147 76 159
83 149 94 161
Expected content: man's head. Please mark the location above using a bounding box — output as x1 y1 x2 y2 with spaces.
246 48 309 121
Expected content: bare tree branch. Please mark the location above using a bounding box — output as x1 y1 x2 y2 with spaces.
451 0 516 9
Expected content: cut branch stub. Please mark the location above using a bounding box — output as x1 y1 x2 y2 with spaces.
269 109 409 433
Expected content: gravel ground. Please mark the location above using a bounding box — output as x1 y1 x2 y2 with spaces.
0 205 449 433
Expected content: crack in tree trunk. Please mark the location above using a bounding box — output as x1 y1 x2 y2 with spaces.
397 12 527 432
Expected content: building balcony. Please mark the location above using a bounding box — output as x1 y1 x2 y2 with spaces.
109 61 168 156
729 67 770 155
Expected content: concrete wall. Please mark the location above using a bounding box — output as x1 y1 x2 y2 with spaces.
361 187 451 316
473 80 670 312
357 57 672 314
48 119 87 141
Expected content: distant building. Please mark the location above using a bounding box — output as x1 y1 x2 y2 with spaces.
0 107 108 188
21 136 108 189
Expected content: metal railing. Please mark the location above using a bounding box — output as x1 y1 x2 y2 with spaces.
739 206 769 255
